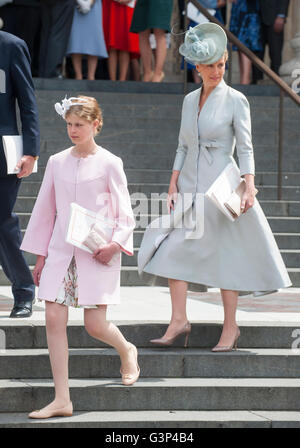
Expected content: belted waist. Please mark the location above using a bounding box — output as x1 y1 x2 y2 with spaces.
198 140 226 165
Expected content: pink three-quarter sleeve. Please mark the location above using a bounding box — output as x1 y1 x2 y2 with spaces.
108 158 135 256
20 156 56 256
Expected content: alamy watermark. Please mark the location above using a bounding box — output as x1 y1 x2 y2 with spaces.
291 69 300 94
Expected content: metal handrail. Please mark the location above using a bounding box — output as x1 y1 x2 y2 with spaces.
184 0 300 200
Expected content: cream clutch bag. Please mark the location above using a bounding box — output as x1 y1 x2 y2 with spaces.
224 179 258 219
83 223 119 265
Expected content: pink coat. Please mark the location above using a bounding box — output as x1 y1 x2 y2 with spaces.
20 147 135 305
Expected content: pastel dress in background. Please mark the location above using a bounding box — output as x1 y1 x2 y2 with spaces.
138 78 292 297
20 147 135 308
102 0 140 59
130 0 173 33
66 0 108 58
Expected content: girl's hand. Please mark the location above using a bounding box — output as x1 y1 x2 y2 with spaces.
167 182 178 214
241 188 256 214
93 242 121 264
33 255 45 286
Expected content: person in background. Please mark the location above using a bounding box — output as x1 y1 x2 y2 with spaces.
0 30 40 318
0 0 41 76
252 0 290 83
229 0 263 84
67 0 108 80
39 0 75 78
130 0 173 82
102 0 140 81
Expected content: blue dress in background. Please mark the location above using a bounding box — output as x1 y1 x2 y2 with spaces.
229 0 263 52
67 0 108 58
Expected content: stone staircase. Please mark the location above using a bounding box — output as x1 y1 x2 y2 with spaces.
0 322 300 427
1 80 300 427
1 79 299 287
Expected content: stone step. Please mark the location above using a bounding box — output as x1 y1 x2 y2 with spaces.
34 142 300 171
23 168 300 187
17 182 300 200
1 322 299 350
15 197 300 218
1 348 300 380
37 114 300 137
3 410 299 428
15 209 300 232
1 377 300 412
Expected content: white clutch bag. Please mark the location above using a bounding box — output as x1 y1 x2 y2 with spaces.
82 222 119 266
224 179 258 219
205 163 258 222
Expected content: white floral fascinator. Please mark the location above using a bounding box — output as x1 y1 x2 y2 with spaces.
179 22 227 65
54 96 90 118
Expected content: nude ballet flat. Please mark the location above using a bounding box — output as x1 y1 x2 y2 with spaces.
150 321 191 348
211 328 241 352
28 402 73 419
120 343 140 386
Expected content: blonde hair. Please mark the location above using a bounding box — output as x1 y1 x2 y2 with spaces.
65 95 103 135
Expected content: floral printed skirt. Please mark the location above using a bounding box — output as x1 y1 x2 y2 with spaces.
39 257 98 309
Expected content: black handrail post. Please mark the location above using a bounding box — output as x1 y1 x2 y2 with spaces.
277 89 284 200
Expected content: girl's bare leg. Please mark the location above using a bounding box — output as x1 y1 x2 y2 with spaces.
84 305 139 375
35 301 70 411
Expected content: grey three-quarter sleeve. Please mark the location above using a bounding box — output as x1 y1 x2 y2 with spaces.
172 97 188 171
233 93 255 177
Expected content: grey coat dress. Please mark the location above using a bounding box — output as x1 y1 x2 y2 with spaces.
137 78 292 297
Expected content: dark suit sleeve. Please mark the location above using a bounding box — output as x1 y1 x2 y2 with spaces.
276 0 290 16
11 39 40 157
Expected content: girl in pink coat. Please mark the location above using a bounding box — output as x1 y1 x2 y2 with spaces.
20 95 139 419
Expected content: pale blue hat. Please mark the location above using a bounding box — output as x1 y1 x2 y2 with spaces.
179 22 227 65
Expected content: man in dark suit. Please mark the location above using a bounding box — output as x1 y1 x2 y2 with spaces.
39 0 75 78
0 30 40 317
255 0 290 79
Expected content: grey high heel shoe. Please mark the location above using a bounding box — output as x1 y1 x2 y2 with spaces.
211 327 240 352
150 321 191 348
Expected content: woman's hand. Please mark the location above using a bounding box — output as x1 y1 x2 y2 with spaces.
241 187 256 214
167 182 178 214
93 242 121 264
33 255 45 286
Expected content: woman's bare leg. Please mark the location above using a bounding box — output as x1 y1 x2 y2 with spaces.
238 51 252 84
215 289 239 346
84 305 139 375
87 55 98 80
108 49 118 80
158 279 189 339
118 51 130 81
139 29 153 81
71 53 83 80
152 28 167 82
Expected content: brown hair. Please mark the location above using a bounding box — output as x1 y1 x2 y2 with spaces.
65 95 103 135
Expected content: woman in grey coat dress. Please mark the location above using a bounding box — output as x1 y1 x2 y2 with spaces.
137 23 292 351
